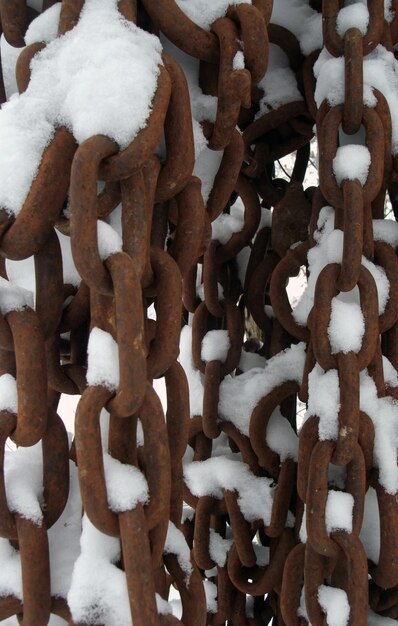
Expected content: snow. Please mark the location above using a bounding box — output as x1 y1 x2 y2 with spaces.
328 298 365 354
6 257 35 297
160 36 220 204
1 36 20 99
219 343 306 435
208 529 232 567
0 540 22 600
57 231 81 286
160 36 217 126
201 330 230 363
204 580 218 613
336 3 369 38
314 45 398 154
383 355 398 388
212 197 245 244
233 51 245 71
318 585 350 626
103 452 148 513
307 364 340 441
373 218 398 247
332 145 371 186
325 490 353 534
193 146 223 204
293 207 390 327
68 516 132 626
0 0 162 217
0 374 17 413
174 0 250 31
266 408 298 462
25 2 61 45
359 370 398 494
156 594 172 615
4 443 43 524
0 277 34 314
256 44 303 116
184 456 275 526
86 327 119 391
271 0 322 55
164 522 193 583
97 220 122 261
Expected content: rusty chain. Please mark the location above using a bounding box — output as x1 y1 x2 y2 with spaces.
0 0 397 625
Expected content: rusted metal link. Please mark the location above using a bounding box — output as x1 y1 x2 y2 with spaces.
156 53 195 202
311 263 379 371
323 0 384 56
0 128 77 261
0 1 395 624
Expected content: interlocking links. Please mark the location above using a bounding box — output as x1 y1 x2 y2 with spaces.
0 1 397 625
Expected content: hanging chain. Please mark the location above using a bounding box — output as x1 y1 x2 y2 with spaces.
0 0 397 625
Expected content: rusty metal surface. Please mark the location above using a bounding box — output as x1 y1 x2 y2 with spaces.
0 1 396 625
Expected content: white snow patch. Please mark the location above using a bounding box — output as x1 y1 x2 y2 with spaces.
5 443 43 524
256 44 302 115
97 220 122 261
0 277 34 314
212 197 245 244
184 457 275 526
360 370 398 493
307 364 340 441
68 516 134 626
336 4 369 38
164 522 193 583
219 342 306 435
193 146 224 204
103 453 148 513
315 45 398 154
174 0 250 31
204 580 218 613
266 408 298 462
1 35 20 99
0 374 17 413
271 0 322 55
25 3 61 45
293 208 389 328
57 231 81 286
0 0 162 216
325 490 353 534
328 299 365 354
87 327 119 391
209 529 232 567
333 145 371 186
318 585 350 626
201 330 230 363
373 219 398 247
0 539 22 600
233 51 245 70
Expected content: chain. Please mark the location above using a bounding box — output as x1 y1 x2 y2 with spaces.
0 1 396 625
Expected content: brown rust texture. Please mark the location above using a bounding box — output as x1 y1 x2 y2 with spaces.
0 1 396 625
